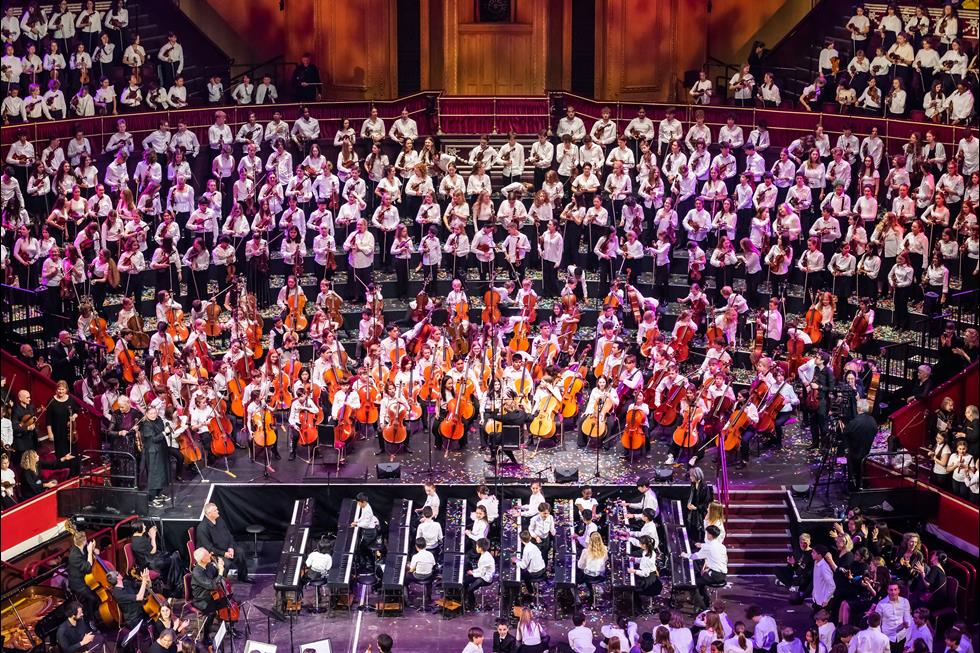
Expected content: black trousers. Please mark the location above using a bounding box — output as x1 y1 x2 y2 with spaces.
695 569 726 608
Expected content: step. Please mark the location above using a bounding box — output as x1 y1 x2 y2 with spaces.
724 532 793 546
727 561 785 575
726 526 793 538
727 547 794 563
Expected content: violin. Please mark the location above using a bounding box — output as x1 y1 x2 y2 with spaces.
621 406 647 450
482 287 502 323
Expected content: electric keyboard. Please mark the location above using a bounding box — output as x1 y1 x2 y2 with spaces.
661 499 697 589
607 501 636 616
327 553 354 589
382 553 408 589
290 498 315 527
441 553 466 590
442 498 467 554
499 499 522 586
274 554 304 593
282 525 309 556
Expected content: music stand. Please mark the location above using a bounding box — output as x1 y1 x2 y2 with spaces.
254 606 293 653
243 641 277 653
214 622 228 653
121 620 143 652
297 639 332 653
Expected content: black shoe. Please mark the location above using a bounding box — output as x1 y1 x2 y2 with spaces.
235 443 247 450
273 450 281 460
288 452 296 461
403 448 412 453
239 578 254 584
376 449 385 455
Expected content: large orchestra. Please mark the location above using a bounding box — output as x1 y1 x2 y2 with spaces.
1 2 978 652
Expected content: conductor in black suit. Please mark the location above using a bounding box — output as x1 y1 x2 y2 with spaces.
196 502 249 583
843 398 879 489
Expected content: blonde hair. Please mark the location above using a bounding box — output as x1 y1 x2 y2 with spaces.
705 611 725 639
587 531 608 559
20 449 39 472
706 501 725 526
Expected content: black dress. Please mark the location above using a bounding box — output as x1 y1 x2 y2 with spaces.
141 417 168 498
47 397 79 459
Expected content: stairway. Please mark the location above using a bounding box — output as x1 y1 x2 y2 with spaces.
724 489 795 576
128 0 233 100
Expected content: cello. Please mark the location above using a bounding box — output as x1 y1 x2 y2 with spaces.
673 391 704 449
720 397 752 451
203 302 223 338
559 345 591 418
207 397 236 457
118 346 139 384
334 402 355 444
382 402 408 447
439 358 475 441
285 287 308 331
785 329 806 378
669 325 694 363
89 315 115 351
621 406 647 451
803 303 823 345
249 407 277 449
165 306 190 342
756 381 787 434
581 388 614 442
653 382 686 426
83 551 123 627
528 386 561 439
481 287 502 323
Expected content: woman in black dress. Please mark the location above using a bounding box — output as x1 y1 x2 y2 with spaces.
686 466 711 543
141 406 169 508
46 380 80 476
18 450 61 499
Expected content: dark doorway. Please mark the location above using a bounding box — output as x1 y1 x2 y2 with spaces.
570 0 595 97
397 0 422 95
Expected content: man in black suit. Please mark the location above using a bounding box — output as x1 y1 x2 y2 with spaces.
67 532 101 625
49 331 79 382
844 398 879 488
130 519 183 590
290 53 320 102
492 619 518 652
807 353 836 450
196 502 249 583
190 547 230 645
10 390 38 465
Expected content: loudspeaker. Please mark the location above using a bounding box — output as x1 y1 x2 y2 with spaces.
554 467 579 484
376 463 401 480
653 467 674 482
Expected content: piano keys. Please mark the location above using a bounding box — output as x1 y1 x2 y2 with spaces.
442 498 467 554
552 499 578 617
380 499 413 614
607 501 636 616
291 497 315 527
498 498 523 620
324 499 359 614
438 498 467 618
661 499 698 606
274 499 317 613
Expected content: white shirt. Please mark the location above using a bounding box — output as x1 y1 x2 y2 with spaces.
875 597 911 642
690 537 728 573
811 558 834 606
518 541 546 574
568 625 597 653
409 549 436 576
